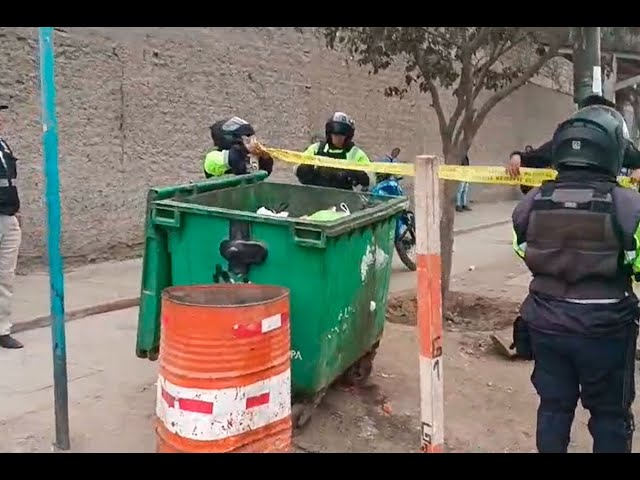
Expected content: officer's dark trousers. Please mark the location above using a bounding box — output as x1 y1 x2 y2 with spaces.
529 325 637 453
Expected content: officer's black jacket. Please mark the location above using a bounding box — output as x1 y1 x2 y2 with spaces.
0 136 20 216
518 140 640 170
515 140 640 195
512 169 640 337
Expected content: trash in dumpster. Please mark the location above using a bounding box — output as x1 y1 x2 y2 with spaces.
256 206 290 218
301 202 351 222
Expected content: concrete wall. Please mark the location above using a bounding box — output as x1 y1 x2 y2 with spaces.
0 27 575 270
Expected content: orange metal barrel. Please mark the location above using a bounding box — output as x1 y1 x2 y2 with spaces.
155 284 292 453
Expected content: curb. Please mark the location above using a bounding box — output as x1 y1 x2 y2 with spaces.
17 290 417 335
453 219 511 236
12 297 140 334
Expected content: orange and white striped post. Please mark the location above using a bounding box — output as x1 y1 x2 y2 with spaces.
414 154 444 453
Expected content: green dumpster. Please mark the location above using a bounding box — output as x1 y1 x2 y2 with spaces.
135 172 268 360
135 172 407 402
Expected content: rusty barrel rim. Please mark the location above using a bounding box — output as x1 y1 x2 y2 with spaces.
162 284 290 308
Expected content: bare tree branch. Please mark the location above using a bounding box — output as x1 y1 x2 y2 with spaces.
472 34 527 100
472 39 564 134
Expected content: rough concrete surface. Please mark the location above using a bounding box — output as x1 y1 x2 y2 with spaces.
6 204 639 453
0 27 573 270
11 259 141 326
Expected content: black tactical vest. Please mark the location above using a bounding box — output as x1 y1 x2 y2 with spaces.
524 180 633 300
315 142 349 159
0 138 20 216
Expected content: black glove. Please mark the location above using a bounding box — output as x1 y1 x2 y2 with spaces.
511 316 533 360
258 154 274 175
228 145 250 175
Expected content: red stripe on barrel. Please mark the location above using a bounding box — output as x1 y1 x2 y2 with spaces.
178 398 214 415
232 313 289 338
162 388 175 407
162 387 215 414
161 386 271 413
246 392 270 409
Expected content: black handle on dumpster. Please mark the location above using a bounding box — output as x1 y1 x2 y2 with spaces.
219 240 268 276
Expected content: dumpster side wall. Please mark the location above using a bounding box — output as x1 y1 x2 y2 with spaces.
0 27 574 270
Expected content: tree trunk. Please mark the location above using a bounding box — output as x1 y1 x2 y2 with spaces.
439 174 457 302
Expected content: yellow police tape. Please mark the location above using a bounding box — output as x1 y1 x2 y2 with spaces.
264 147 636 189
265 147 415 177
439 165 635 190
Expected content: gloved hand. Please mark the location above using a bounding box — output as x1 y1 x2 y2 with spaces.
228 144 250 175
258 153 274 175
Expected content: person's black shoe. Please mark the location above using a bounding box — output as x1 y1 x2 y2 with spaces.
455 206 464 212
0 335 23 349
463 205 472 211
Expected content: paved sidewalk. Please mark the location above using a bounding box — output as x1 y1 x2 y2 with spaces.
10 200 518 331
12 259 141 330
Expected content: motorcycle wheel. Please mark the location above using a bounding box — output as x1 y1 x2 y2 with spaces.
395 211 417 271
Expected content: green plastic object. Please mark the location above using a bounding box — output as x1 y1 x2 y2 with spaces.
135 172 407 398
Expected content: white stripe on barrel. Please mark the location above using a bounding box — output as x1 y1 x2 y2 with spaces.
156 369 291 442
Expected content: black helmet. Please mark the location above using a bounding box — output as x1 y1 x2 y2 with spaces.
325 112 355 145
209 116 255 150
551 105 630 177
579 93 616 110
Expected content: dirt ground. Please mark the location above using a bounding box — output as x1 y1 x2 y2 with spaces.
293 290 640 453
294 291 531 453
387 290 522 332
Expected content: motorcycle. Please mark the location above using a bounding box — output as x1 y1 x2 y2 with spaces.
370 174 417 271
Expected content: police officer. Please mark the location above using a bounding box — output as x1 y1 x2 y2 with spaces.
511 103 640 453
295 112 373 190
203 116 273 178
0 104 23 349
506 94 640 194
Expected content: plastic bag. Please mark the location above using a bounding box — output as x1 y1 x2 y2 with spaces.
301 203 350 222
256 206 289 218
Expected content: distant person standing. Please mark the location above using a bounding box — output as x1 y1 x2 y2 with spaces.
376 147 401 183
455 154 472 212
0 104 23 349
378 147 401 163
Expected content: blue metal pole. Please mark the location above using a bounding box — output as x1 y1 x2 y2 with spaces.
38 26 70 451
